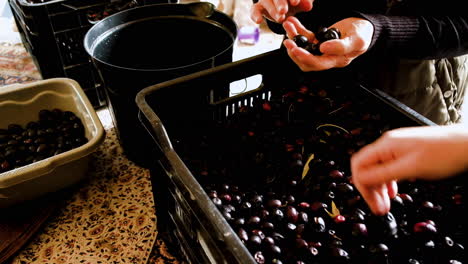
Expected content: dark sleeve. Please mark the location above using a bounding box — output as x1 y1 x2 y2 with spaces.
357 13 468 59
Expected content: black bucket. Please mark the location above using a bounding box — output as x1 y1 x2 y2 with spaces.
84 2 237 166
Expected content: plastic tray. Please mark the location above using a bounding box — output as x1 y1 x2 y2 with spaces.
0 78 105 208
136 49 439 263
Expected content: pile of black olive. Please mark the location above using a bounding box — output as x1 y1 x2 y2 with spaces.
174 79 464 264
0 109 88 174
293 27 341 55
86 0 139 23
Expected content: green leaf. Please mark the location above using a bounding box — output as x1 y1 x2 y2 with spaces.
316 123 350 134
332 201 340 216
325 201 341 218
301 153 315 180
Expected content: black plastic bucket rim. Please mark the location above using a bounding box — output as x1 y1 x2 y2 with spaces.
83 2 238 72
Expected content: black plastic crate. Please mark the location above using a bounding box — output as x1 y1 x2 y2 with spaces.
7 0 169 108
136 49 464 263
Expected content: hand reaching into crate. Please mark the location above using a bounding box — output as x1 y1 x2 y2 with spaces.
350 124 468 216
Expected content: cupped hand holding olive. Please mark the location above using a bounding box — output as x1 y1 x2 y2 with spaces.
282 16 374 71
350 125 468 216
250 0 313 24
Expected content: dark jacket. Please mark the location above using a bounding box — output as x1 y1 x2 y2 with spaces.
362 0 468 124
267 0 468 124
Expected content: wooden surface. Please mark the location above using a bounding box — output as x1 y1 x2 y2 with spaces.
0 192 61 263
0 41 53 264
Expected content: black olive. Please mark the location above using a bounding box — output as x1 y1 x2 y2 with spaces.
308 43 322 55
36 144 48 153
8 124 23 134
0 134 9 143
188 79 465 263
323 28 341 41
0 109 87 174
38 109 52 121
26 121 39 129
314 26 329 42
293 35 310 49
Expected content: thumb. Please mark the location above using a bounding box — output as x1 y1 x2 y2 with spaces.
297 0 313 12
319 39 353 55
250 5 265 24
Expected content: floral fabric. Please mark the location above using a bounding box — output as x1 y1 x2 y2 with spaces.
1 41 181 264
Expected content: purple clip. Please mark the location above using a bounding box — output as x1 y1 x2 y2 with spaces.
237 26 260 44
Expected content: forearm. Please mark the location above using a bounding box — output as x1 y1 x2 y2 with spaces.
360 14 468 59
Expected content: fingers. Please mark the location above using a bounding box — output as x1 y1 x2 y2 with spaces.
251 0 287 23
350 134 420 215
349 138 402 215
354 180 397 216
283 16 329 71
250 4 265 24
283 17 360 70
353 168 397 215
283 40 329 71
350 139 394 172
320 39 353 55
352 144 420 187
296 0 313 12
273 0 289 14
264 0 286 22
251 0 313 24
288 0 301 6
387 180 398 199
283 38 345 71
320 37 369 59
283 39 314 70
355 182 391 216
283 21 299 39
284 16 313 39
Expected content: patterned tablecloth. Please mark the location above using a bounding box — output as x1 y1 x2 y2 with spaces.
0 42 41 85
4 110 181 264
0 41 181 264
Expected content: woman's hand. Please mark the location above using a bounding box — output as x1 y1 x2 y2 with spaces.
282 16 374 71
250 0 313 24
351 125 468 215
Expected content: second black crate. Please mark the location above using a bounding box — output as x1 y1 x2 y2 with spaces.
8 0 170 108
136 49 464 264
